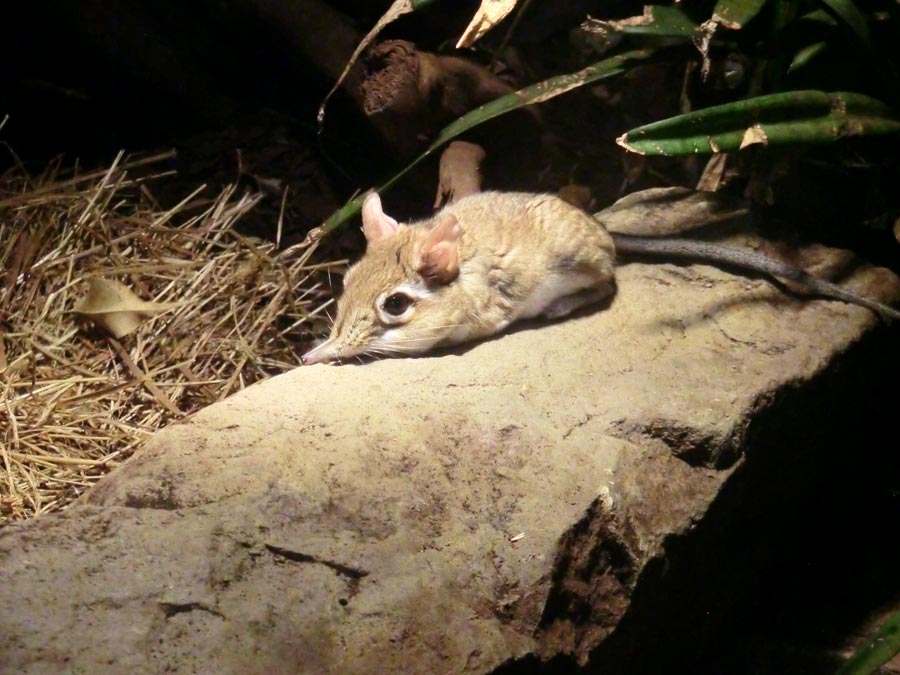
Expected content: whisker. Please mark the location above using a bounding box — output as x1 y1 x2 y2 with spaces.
404 323 464 331
381 336 451 344
380 327 464 342
347 322 471 360
381 344 431 354
368 346 403 355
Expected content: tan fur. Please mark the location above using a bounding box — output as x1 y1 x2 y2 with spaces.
301 192 616 364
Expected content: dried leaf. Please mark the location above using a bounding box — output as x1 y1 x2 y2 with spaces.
739 123 769 148
73 278 180 338
435 141 486 208
696 154 729 192
456 0 520 49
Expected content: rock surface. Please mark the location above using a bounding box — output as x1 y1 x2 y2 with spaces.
1 246 898 674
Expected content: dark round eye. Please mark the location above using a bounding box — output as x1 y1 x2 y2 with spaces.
383 292 412 316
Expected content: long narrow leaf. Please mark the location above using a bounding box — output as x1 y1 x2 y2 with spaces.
311 49 654 241
797 8 839 25
592 6 698 38
457 0 520 48
617 90 900 156
772 0 801 31
819 0 871 44
712 0 769 29
787 41 828 72
835 609 900 675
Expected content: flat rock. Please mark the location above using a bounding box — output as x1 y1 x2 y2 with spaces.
1 247 897 674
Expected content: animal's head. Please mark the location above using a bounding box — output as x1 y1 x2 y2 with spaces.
301 193 463 365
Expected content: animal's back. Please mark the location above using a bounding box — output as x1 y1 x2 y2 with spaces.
438 191 614 267
432 192 617 322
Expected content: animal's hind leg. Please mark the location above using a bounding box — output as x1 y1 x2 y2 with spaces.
543 278 616 319
539 224 616 319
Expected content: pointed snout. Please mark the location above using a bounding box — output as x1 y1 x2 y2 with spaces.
301 339 337 366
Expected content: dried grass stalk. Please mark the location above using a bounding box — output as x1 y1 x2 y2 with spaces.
0 152 339 523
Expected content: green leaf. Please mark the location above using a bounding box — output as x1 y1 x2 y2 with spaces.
312 49 655 240
602 6 698 38
819 0 871 44
617 91 900 156
712 0 770 29
835 609 900 675
788 41 828 72
771 0 800 31
797 8 839 26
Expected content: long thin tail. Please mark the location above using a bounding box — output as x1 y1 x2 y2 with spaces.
611 233 900 321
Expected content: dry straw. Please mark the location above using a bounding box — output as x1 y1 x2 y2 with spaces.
0 151 340 523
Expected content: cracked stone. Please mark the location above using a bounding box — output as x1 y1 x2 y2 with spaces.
0 239 898 674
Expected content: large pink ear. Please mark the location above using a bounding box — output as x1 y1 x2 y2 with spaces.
361 192 400 243
418 213 460 284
